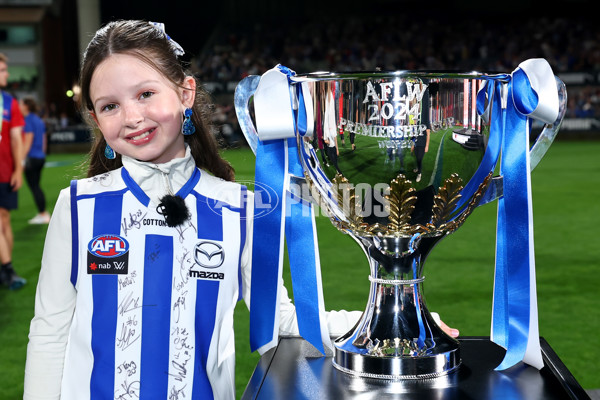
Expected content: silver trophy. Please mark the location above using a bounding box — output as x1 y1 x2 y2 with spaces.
235 65 566 380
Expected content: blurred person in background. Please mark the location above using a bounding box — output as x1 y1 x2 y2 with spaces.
20 97 51 224
0 52 26 289
323 82 342 174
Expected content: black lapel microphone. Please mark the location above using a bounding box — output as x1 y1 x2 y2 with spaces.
156 194 190 227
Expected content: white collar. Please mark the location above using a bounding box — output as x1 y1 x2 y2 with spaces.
121 145 196 205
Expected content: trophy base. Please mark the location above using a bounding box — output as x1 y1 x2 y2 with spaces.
332 341 461 380
327 235 463 380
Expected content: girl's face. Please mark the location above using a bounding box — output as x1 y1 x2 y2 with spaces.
89 53 195 164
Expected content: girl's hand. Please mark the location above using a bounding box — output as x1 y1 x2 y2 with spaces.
431 312 460 338
439 319 460 338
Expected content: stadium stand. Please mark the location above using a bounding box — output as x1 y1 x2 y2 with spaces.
189 15 600 146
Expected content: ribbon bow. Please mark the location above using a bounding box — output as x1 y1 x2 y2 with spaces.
149 21 185 57
249 65 329 355
466 59 559 370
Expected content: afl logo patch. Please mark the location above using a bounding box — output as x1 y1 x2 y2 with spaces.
194 241 225 269
87 234 129 275
88 234 129 257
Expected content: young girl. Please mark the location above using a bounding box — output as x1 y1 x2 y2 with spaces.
22 20 330 400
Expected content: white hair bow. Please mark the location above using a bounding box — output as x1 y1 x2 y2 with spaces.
149 21 185 57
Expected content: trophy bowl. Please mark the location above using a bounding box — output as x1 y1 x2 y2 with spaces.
235 67 566 380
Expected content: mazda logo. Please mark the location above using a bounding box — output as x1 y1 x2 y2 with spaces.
194 241 225 269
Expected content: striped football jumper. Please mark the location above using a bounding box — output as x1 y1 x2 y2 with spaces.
63 166 247 400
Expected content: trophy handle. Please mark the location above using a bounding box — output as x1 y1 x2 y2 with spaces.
480 76 567 207
234 75 261 155
529 76 567 171
234 75 314 205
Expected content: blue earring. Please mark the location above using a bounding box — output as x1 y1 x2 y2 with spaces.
182 108 195 135
104 143 116 159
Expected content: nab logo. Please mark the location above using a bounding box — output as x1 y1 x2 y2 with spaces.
87 234 129 275
88 234 129 258
194 241 225 269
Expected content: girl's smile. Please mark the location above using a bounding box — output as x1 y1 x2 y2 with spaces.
89 53 195 164
126 127 156 144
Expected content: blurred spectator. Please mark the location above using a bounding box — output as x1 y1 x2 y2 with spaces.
43 102 60 133
20 97 51 225
0 52 26 290
212 102 243 147
59 112 69 129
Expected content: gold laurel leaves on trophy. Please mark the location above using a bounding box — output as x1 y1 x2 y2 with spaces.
328 174 389 236
438 172 493 233
330 173 364 231
385 174 419 233
308 170 493 238
331 174 358 214
427 173 464 232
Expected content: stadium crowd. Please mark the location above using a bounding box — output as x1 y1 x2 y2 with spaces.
192 16 598 80
187 14 599 146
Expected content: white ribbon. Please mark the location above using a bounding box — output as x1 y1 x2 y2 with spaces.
254 66 314 141
149 22 185 57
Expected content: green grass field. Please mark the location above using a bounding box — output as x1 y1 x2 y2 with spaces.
1 140 599 399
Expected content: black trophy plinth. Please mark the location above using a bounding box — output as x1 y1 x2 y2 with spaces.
242 336 590 400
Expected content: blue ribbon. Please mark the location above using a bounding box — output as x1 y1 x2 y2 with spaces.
458 62 555 370
287 142 325 354
249 138 287 352
467 65 551 371
250 66 327 355
286 74 326 354
493 69 541 370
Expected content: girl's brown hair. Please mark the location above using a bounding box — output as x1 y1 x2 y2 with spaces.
79 19 234 181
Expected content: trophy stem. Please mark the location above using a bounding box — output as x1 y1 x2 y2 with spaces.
333 235 461 380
